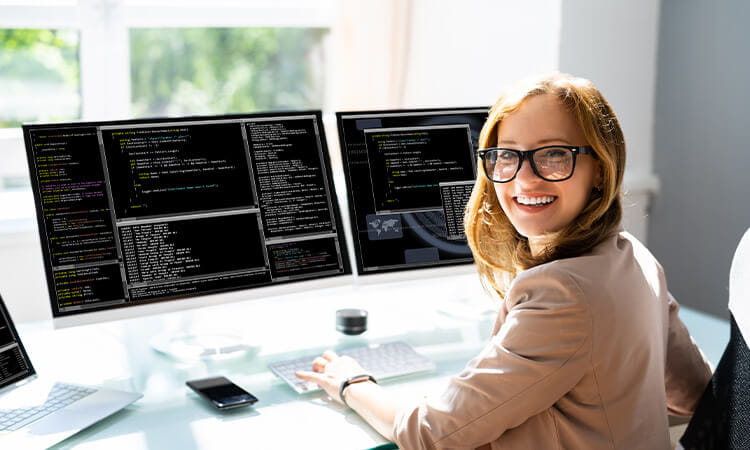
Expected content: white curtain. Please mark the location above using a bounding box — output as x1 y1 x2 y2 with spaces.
333 0 414 109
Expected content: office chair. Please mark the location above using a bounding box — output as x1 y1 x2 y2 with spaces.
679 228 750 450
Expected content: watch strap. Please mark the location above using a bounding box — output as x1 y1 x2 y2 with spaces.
339 374 377 408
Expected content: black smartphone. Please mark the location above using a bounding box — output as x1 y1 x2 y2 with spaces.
186 376 258 409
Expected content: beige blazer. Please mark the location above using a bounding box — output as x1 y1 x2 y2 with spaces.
392 230 712 449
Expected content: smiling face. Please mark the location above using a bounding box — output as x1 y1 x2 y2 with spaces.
493 94 601 255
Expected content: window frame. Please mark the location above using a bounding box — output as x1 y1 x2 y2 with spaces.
0 0 335 123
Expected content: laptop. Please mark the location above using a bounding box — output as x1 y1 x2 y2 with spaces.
0 294 142 448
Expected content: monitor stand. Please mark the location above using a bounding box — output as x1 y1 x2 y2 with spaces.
149 315 258 361
150 333 254 360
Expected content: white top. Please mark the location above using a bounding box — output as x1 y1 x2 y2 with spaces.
729 227 750 342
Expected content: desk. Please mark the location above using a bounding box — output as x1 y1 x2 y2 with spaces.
10 274 728 450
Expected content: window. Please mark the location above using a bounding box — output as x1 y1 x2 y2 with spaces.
130 27 326 118
0 0 333 212
0 29 80 128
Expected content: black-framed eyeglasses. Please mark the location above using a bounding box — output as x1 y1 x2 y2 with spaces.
476 145 595 183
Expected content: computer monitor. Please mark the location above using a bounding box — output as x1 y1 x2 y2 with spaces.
23 111 351 342
336 107 488 280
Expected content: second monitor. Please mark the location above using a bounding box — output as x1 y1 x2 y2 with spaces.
336 107 488 276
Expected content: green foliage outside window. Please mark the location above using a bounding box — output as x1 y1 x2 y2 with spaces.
0 27 326 127
130 28 327 118
0 29 80 128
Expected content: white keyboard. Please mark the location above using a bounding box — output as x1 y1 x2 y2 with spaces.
0 383 96 432
269 341 436 394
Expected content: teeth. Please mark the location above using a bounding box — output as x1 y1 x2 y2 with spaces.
516 195 555 206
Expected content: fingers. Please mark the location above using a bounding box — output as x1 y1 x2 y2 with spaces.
322 350 339 361
295 370 323 382
295 370 338 402
312 356 329 373
311 350 339 373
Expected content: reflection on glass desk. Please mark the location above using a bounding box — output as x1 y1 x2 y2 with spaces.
9 274 728 450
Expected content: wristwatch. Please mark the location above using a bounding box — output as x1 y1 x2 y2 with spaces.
339 374 378 408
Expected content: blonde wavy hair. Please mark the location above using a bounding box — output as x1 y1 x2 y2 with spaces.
464 73 626 299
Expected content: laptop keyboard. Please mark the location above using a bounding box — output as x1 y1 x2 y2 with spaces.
269 341 436 394
0 383 96 432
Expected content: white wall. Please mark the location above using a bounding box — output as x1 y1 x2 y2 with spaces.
330 0 561 110
402 0 561 107
558 0 662 242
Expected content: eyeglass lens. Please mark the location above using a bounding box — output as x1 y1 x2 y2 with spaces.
485 147 574 182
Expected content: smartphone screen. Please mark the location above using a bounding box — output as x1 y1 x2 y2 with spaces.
186 376 258 409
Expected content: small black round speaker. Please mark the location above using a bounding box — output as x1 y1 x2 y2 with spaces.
336 308 368 335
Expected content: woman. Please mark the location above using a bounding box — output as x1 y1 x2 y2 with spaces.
297 73 712 449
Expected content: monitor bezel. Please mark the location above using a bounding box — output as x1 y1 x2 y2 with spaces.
51 274 351 329
335 107 488 277
23 110 352 323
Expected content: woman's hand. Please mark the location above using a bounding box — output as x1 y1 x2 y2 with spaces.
297 350 399 441
295 350 369 405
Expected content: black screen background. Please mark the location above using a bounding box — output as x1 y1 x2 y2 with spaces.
102 123 255 218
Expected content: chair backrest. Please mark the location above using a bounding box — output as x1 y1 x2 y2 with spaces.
729 227 750 340
679 227 750 450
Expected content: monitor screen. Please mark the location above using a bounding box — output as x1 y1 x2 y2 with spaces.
24 111 350 318
0 294 36 392
336 108 488 275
